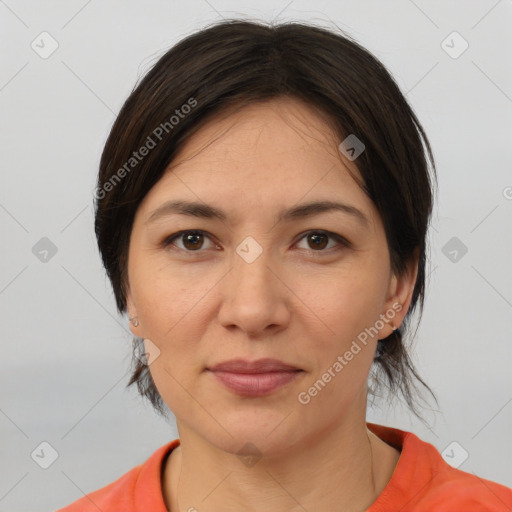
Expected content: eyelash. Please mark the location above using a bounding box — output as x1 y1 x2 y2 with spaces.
161 229 351 256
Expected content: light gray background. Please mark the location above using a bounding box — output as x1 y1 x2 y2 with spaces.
1 1 511 511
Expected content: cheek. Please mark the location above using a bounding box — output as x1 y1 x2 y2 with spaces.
291 262 389 399
130 264 221 414
294 280 380 413
129 248 214 341
299 265 388 343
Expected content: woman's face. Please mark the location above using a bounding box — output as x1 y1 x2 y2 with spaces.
126 97 416 456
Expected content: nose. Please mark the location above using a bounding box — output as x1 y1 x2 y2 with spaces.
217 246 291 337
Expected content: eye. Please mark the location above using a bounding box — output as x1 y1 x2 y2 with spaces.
295 230 350 253
163 230 218 252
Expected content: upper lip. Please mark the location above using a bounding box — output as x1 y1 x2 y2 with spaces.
208 358 301 373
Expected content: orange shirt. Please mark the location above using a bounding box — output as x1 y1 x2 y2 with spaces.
56 422 512 511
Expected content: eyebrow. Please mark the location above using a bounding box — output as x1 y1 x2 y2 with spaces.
145 199 370 227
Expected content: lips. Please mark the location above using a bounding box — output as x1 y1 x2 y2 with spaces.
207 358 303 396
208 358 301 373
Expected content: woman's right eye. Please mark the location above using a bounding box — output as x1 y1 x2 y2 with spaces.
162 230 218 252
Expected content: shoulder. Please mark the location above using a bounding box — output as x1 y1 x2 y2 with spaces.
367 423 512 512
55 440 179 512
416 466 512 511
56 464 141 512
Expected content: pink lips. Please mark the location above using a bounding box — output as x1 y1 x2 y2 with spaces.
207 358 303 397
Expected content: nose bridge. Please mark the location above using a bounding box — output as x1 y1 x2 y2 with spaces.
218 235 289 334
231 235 276 298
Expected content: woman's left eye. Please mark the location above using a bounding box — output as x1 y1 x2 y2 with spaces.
295 231 349 252
162 230 349 254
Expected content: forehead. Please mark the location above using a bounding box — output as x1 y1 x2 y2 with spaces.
138 98 375 228
169 97 353 178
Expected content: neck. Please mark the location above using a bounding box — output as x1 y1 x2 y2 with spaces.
163 417 399 512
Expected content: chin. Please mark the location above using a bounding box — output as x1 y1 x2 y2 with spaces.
211 432 300 461
202 407 309 458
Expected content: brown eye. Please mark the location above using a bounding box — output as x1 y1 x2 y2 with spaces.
307 232 329 250
296 230 348 253
163 230 217 252
182 232 204 250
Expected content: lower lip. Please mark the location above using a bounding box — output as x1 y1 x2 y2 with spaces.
209 370 302 396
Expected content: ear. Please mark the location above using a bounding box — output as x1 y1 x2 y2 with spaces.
377 248 419 340
126 289 144 338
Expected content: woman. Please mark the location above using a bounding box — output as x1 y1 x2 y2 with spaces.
57 19 512 512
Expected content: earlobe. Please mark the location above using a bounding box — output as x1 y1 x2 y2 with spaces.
379 253 419 339
377 296 403 340
128 313 142 336
395 263 418 314
126 292 142 335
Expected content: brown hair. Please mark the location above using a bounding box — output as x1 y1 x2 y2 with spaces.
95 19 438 420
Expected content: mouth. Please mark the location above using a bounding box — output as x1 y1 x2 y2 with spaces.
206 358 304 397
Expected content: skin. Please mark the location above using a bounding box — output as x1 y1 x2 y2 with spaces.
126 97 418 512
